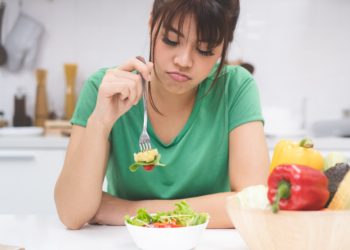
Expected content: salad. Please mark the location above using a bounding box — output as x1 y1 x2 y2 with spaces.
125 201 209 228
129 149 166 172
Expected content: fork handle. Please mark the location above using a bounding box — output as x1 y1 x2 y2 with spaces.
136 56 149 131
142 88 148 130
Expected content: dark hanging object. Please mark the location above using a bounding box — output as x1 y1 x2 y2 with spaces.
0 1 7 66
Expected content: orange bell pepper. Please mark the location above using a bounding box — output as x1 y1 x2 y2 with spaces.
269 138 324 172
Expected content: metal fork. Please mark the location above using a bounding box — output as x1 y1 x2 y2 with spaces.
137 57 152 152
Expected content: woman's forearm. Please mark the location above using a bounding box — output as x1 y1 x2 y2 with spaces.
91 192 236 229
54 113 111 229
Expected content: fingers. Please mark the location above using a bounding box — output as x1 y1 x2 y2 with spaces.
103 76 137 104
118 57 153 81
99 57 153 107
101 72 141 105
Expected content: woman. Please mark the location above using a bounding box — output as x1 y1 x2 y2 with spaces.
54 0 269 230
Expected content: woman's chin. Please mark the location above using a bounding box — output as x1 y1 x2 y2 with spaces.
163 82 196 95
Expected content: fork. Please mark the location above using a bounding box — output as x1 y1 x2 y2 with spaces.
136 56 152 152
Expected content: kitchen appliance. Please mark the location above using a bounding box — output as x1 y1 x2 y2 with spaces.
0 1 7 65
34 69 48 127
64 64 77 120
312 119 350 137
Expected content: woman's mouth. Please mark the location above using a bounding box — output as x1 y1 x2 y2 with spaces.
167 72 191 82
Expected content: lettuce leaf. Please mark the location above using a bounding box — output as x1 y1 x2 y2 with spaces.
125 201 209 227
129 154 166 172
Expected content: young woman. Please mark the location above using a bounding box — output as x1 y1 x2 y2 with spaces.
54 0 269 230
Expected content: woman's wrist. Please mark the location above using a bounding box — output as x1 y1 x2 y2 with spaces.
87 112 114 139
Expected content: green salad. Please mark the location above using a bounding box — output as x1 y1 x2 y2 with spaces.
125 201 209 228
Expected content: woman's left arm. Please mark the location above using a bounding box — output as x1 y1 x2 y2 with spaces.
228 121 270 191
90 121 269 229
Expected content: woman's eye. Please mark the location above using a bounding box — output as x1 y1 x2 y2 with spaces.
162 37 178 46
197 49 214 56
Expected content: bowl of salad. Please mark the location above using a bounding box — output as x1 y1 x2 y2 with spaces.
124 201 209 250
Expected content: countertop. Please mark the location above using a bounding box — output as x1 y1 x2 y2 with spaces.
0 135 350 150
0 136 69 149
0 215 247 250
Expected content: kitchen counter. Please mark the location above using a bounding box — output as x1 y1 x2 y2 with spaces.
0 215 247 250
0 136 69 149
0 135 350 150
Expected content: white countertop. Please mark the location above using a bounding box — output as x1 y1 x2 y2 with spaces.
0 136 69 149
0 215 247 250
0 135 349 150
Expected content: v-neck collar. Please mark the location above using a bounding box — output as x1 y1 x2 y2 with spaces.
142 84 204 148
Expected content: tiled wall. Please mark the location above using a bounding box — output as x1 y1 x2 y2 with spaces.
0 0 349 132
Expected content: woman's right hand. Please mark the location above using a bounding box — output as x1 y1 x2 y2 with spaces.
90 57 153 131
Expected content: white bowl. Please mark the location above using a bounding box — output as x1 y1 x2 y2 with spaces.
226 195 350 250
125 218 209 250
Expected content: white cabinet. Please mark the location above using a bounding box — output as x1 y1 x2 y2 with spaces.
0 137 68 214
0 149 66 214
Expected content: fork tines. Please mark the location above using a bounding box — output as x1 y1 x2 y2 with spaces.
139 140 152 152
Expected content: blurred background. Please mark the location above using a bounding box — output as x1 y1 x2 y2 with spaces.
0 0 349 214
0 0 349 135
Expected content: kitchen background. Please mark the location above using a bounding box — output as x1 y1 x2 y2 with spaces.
0 0 350 216
0 0 350 134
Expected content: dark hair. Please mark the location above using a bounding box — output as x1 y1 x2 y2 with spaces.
240 62 255 75
149 0 240 113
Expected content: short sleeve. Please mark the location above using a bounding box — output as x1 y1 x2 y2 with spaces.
228 66 264 131
70 68 107 127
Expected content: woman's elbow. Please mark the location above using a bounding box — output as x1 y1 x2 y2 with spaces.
58 213 86 230
54 191 88 230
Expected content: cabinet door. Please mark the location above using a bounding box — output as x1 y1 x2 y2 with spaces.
0 149 65 214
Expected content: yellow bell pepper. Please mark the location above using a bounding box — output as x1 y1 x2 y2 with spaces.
270 138 324 172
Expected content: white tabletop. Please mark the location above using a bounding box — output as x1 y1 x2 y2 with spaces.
0 215 248 250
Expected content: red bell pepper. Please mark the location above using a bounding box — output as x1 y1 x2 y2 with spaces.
268 164 329 213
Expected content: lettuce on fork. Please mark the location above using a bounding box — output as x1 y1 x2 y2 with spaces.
129 149 166 172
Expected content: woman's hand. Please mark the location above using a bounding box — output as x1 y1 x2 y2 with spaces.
89 192 134 226
90 57 153 131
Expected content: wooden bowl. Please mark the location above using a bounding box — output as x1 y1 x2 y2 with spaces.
226 195 350 250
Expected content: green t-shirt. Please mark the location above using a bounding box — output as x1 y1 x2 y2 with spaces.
71 64 263 200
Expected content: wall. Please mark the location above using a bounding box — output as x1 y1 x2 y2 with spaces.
0 0 153 120
0 0 349 132
234 0 350 132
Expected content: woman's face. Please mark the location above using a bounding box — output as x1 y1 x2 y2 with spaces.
152 15 223 95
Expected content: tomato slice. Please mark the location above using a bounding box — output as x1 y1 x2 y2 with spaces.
152 222 168 228
169 219 183 227
152 220 183 228
143 165 155 171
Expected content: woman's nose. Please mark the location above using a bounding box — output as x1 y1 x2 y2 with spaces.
174 47 193 69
